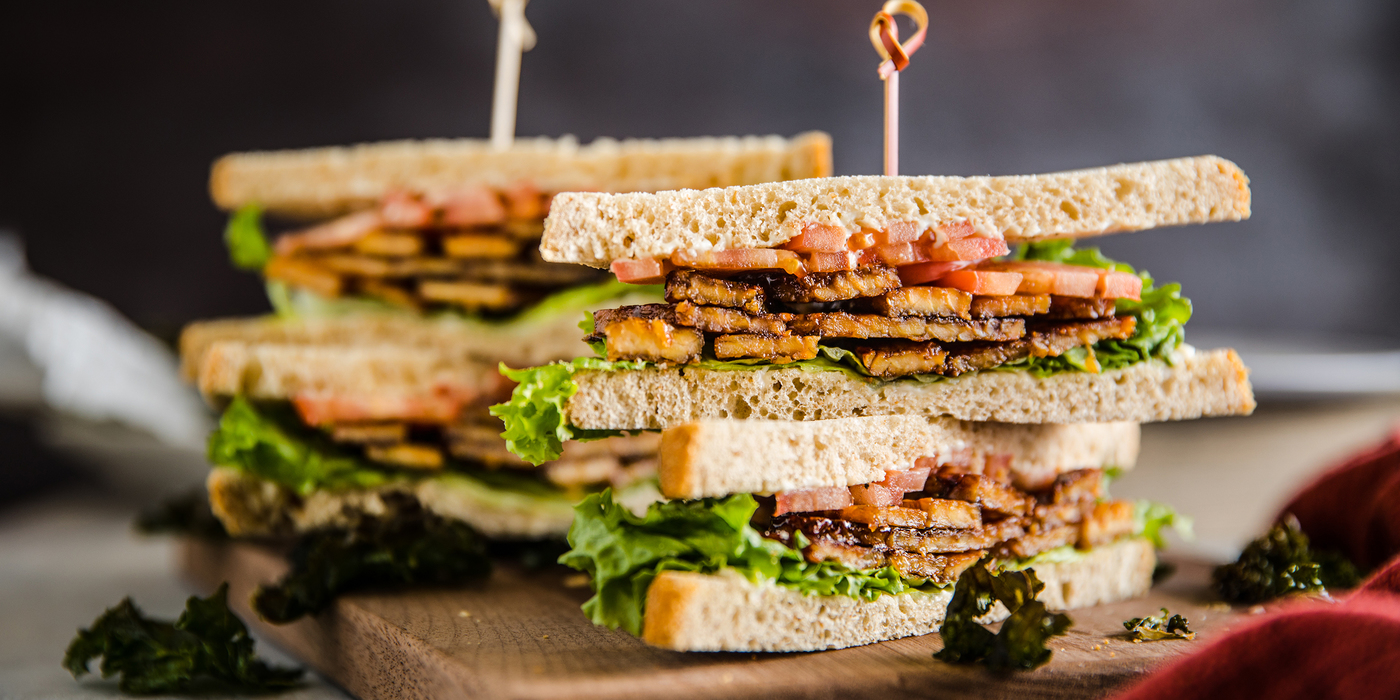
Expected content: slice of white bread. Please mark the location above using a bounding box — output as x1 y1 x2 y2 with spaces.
206 466 579 539
210 133 833 218
641 537 1155 652
540 155 1250 267
180 313 595 384
659 417 1139 498
193 338 507 402
565 348 1254 429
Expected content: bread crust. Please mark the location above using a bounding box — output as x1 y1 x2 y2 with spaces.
540 156 1251 267
640 538 1155 652
658 418 1139 498
566 348 1254 429
210 133 832 218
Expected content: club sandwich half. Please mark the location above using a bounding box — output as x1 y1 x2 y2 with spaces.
495 155 1255 463
563 417 1165 651
184 134 831 541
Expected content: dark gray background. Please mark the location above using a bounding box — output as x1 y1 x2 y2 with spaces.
3 0 1398 340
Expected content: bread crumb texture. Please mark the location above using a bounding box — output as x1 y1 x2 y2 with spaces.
210 133 832 218
541 156 1250 267
641 538 1154 651
567 348 1255 430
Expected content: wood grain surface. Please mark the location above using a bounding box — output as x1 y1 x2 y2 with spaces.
178 538 1246 700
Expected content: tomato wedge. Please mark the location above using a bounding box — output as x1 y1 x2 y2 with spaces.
870 241 931 267
611 258 672 284
925 235 1011 262
873 220 924 245
937 270 1024 296
782 223 847 253
274 210 382 256
672 248 804 275
773 486 854 516
1097 269 1143 300
439 185 507 227
978 261 1098 297
805 250 858 272
896 261 969 285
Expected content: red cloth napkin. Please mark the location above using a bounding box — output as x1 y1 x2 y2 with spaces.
1111 426 1400 700
1280 426 1400 570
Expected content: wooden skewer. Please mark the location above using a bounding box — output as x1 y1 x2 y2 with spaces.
869 1 928 176
489 0 537 150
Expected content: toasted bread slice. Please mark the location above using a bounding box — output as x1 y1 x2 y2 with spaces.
541 156 1250 267
640 537 1154 652
658 418 1138 499
210 133 832 218
564 348 1254 429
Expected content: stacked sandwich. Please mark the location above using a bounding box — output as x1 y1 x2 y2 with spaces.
179 133 832 544
496 155 1256 650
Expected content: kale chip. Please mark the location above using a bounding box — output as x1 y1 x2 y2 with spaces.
1212 515 1362 604
135 489 228 540
252 510 492 624
934 564 1072 671
64 583 301 694
1123 607 1195 642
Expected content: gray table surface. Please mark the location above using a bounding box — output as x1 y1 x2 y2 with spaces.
0 496 346 700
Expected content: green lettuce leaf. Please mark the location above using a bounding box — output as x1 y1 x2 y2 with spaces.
1134 500 1194 549
512 281 662 328
224 204 271 271
63 583 302 694
207 398 396 494
559 490 948 636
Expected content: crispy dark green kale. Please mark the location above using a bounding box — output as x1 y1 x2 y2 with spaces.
1212 515 1362 604
934 564 1072 672
1123 608 1195 642
64 583 301 695
252 510 492 624
134 489 228 540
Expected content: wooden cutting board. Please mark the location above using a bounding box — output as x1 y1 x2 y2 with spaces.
178 538 1246 700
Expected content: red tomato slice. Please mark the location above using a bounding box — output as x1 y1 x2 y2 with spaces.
879 466 932 491
438 185 508 227
805 250 858 272
849 483 904 507
782 223 847 253
274 210 382 256
897 261 969 285
1098 270 1143 300
610 258 672 285
936 220 978 240
924 235 1010 262
773 486 855 516
979 261 1099 297
873 241 932 267
672 248 804 275
292 388 473 426
873 221 924 245
937 270 1024 296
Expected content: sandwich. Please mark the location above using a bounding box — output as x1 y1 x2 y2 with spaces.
494 155 1254 462
492 155 1253 651
563 416 1164 651
206 133 832 366
183 134 832 547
